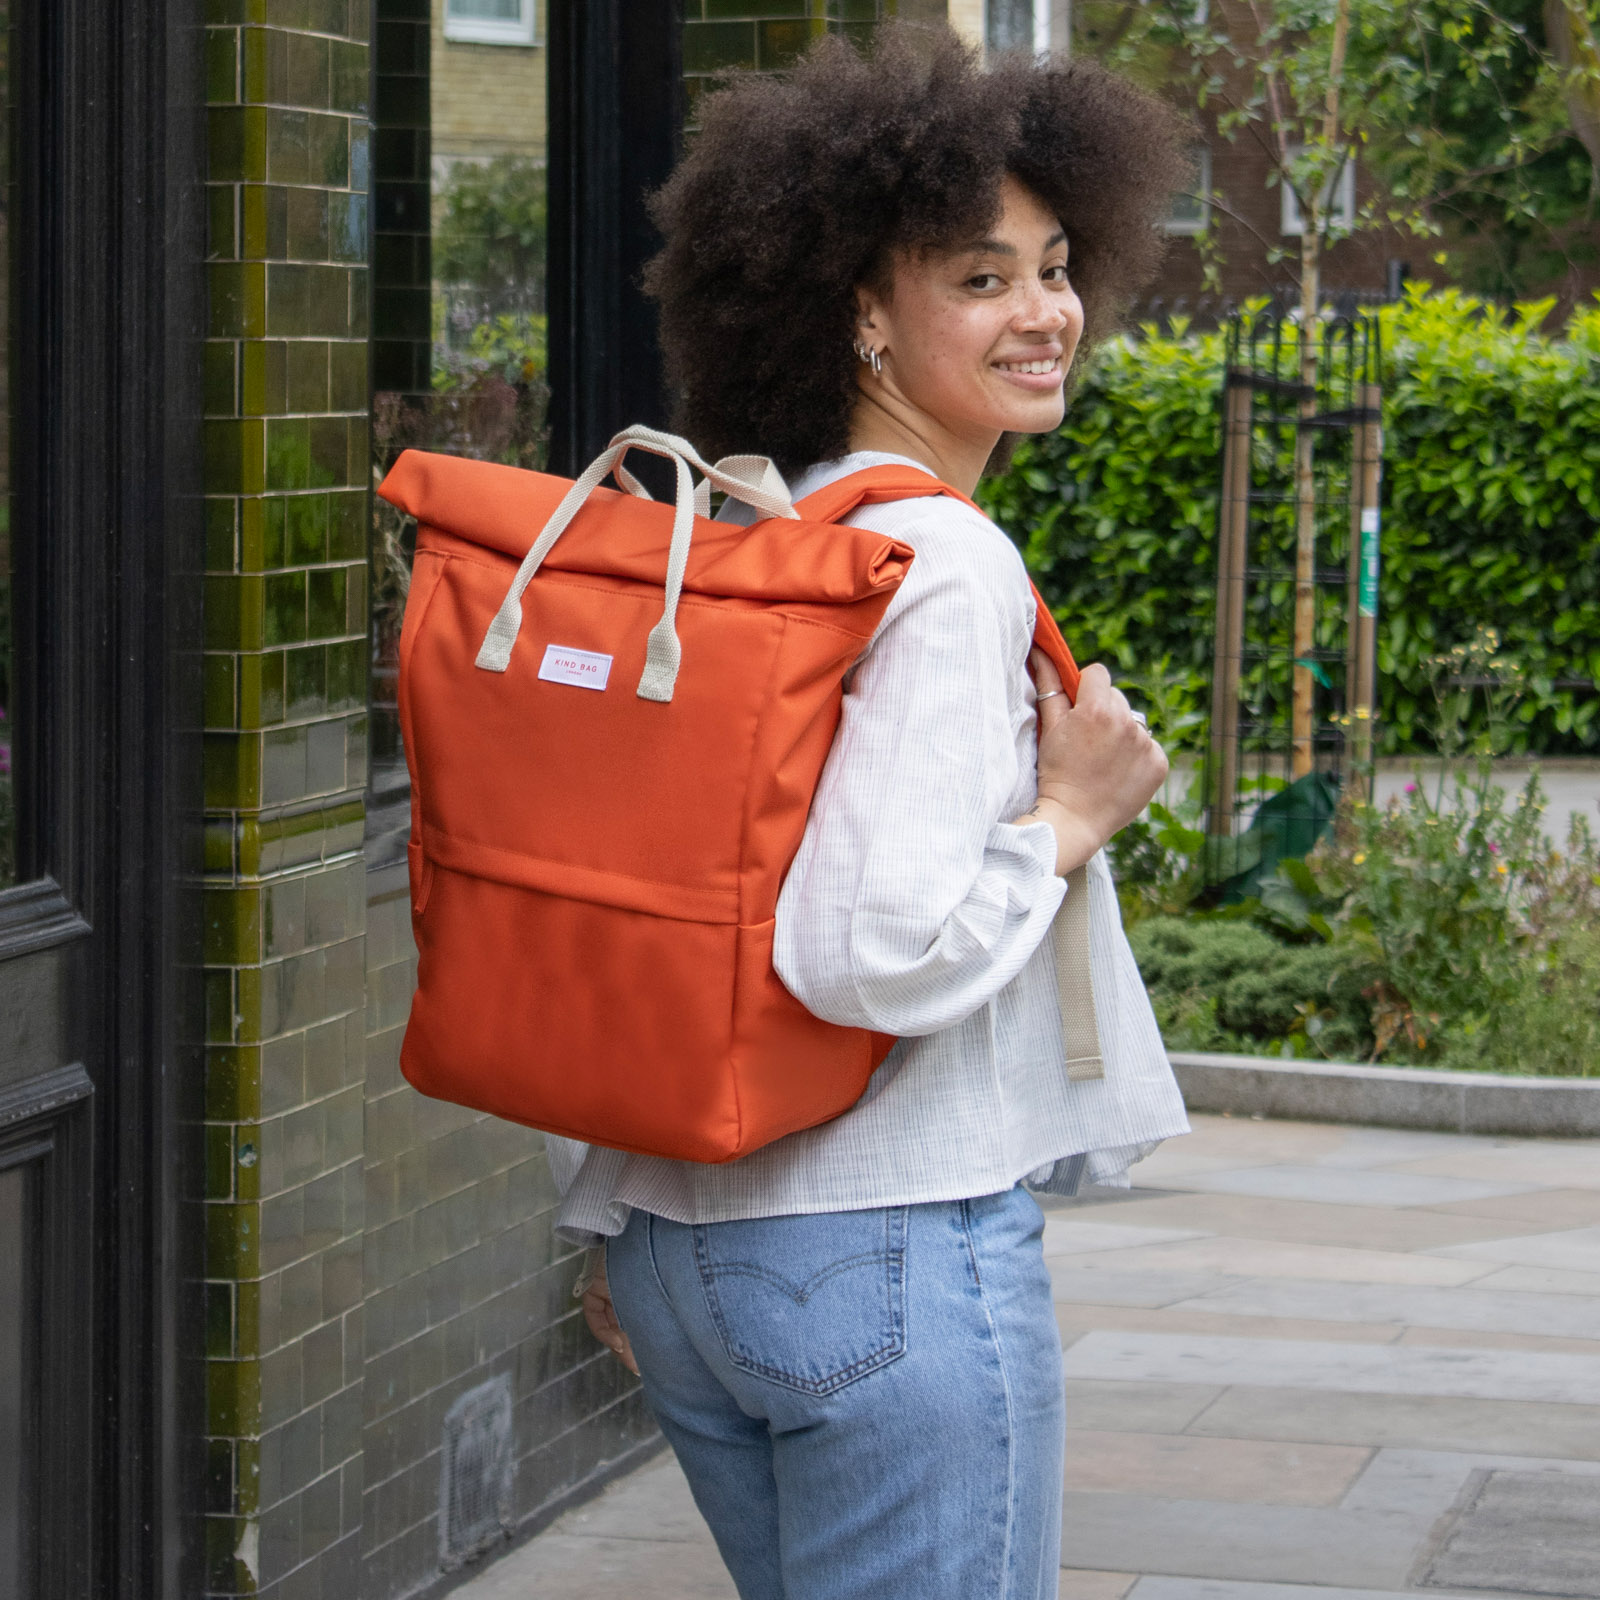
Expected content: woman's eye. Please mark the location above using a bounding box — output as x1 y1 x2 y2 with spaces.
1043 264 1070 284
967 273 1004 291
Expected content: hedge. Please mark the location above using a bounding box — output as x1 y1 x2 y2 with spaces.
978 289 1600 755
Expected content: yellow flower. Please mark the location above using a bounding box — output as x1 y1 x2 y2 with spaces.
1496 862 1508 876
1353 852 1367 865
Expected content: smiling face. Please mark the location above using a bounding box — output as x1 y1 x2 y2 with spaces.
850 174 1085 488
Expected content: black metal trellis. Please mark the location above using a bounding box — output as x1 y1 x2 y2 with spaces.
1203 308 1383 895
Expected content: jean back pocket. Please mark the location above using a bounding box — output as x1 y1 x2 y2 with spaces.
693 1207 908 1395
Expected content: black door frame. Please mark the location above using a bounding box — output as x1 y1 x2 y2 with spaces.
545 0 685 477
3 0 206 1593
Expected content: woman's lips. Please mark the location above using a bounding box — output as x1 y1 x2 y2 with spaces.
992 356 1063 390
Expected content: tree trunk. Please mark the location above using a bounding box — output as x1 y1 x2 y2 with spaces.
1545 0 1600 183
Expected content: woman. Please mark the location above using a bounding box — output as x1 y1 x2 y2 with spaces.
551 27 1190 1599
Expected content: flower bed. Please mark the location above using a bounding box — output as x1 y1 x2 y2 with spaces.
1118 636 1600 1077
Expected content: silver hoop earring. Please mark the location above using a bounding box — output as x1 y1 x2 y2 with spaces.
854 339 883 377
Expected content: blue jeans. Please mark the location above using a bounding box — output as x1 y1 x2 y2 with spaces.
606 1186 1065 1600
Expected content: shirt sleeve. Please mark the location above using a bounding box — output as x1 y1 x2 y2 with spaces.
772 509 1067 1036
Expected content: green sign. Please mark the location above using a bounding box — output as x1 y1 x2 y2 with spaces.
1358 506 1380 618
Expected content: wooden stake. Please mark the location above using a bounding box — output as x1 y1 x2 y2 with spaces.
1290 316 1319 780
1346 379 1382 789
1291 0 1351 780
1209 375 1253 836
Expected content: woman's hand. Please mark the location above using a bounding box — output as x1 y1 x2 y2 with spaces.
576 1249 640 1375
1017 652 1169 876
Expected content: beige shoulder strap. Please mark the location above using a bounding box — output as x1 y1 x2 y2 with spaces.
1052 863 1104 1081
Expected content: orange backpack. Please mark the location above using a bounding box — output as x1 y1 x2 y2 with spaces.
380 427 1079 1163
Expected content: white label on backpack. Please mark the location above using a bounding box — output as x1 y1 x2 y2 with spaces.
538 644 613 691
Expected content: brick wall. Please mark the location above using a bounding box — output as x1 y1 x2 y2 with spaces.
1152 131 1421 315
429 0 547 165
1105 0 1426 317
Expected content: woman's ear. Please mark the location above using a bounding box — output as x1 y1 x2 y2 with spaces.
853 283 886 339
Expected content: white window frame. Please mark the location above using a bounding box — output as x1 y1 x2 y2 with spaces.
443 0 538 47
1162 145 1212 236
1281 148 1355 236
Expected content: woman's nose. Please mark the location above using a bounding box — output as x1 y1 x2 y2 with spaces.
1015 280 1071 332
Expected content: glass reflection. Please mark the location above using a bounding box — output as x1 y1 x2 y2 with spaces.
368 7 549 807
0 0 15 887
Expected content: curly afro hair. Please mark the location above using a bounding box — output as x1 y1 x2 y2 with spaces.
645 24 1187 476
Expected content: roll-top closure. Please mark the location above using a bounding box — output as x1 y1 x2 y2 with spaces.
379 448 914 606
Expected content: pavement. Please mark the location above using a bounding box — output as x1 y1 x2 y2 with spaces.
456 1113 1600 1600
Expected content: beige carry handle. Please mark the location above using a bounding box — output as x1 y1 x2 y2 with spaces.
474 425 798 701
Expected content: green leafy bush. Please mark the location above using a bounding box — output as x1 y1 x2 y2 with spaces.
1128 765 1600 1075
433 155 547 305
1129 916 1371 1059
979 288 1600 755
1124 644 1600 1076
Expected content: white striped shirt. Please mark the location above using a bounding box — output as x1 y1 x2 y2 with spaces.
549 453 1188 1244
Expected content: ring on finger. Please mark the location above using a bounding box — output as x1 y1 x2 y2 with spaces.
1130 710 1149 730
1036 689 1064 703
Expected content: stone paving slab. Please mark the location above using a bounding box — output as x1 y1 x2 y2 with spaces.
1062 1379 1224 1434
1392 1149 1600 1190
1099 1191 1542 1253
1422 1188 1600 1229
1044 1219 1215 1254
453 1114 1600 1600
1304 1127 1519 1169
1054 1235 1496 1287
1057 1493 1431 1589
1055 1301 1408 1348
1396 1325 1600 1358
1129 1581 1490 1600
1060 1572 1138 1600
1061 1329 1600 1405
1062 1430 1373 1505
1471 1264 1600 1296
1420 1470 1600 1597
1425 1225 1600 1274
1170 1165 1539 1210
1180 1276 1600 1340
1048 1264 1239 1307
1185 1386 1600 1462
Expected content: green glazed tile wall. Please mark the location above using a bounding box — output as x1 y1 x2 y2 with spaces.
358 865 656 1599
682 0 894 124
205 5 704 1595
204 3 373 1596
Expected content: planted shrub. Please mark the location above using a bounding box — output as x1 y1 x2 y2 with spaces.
980 289 1600 755
1129 916 1372 1058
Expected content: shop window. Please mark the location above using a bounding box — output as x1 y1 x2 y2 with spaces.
368 1 549 843
444 0 539 48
